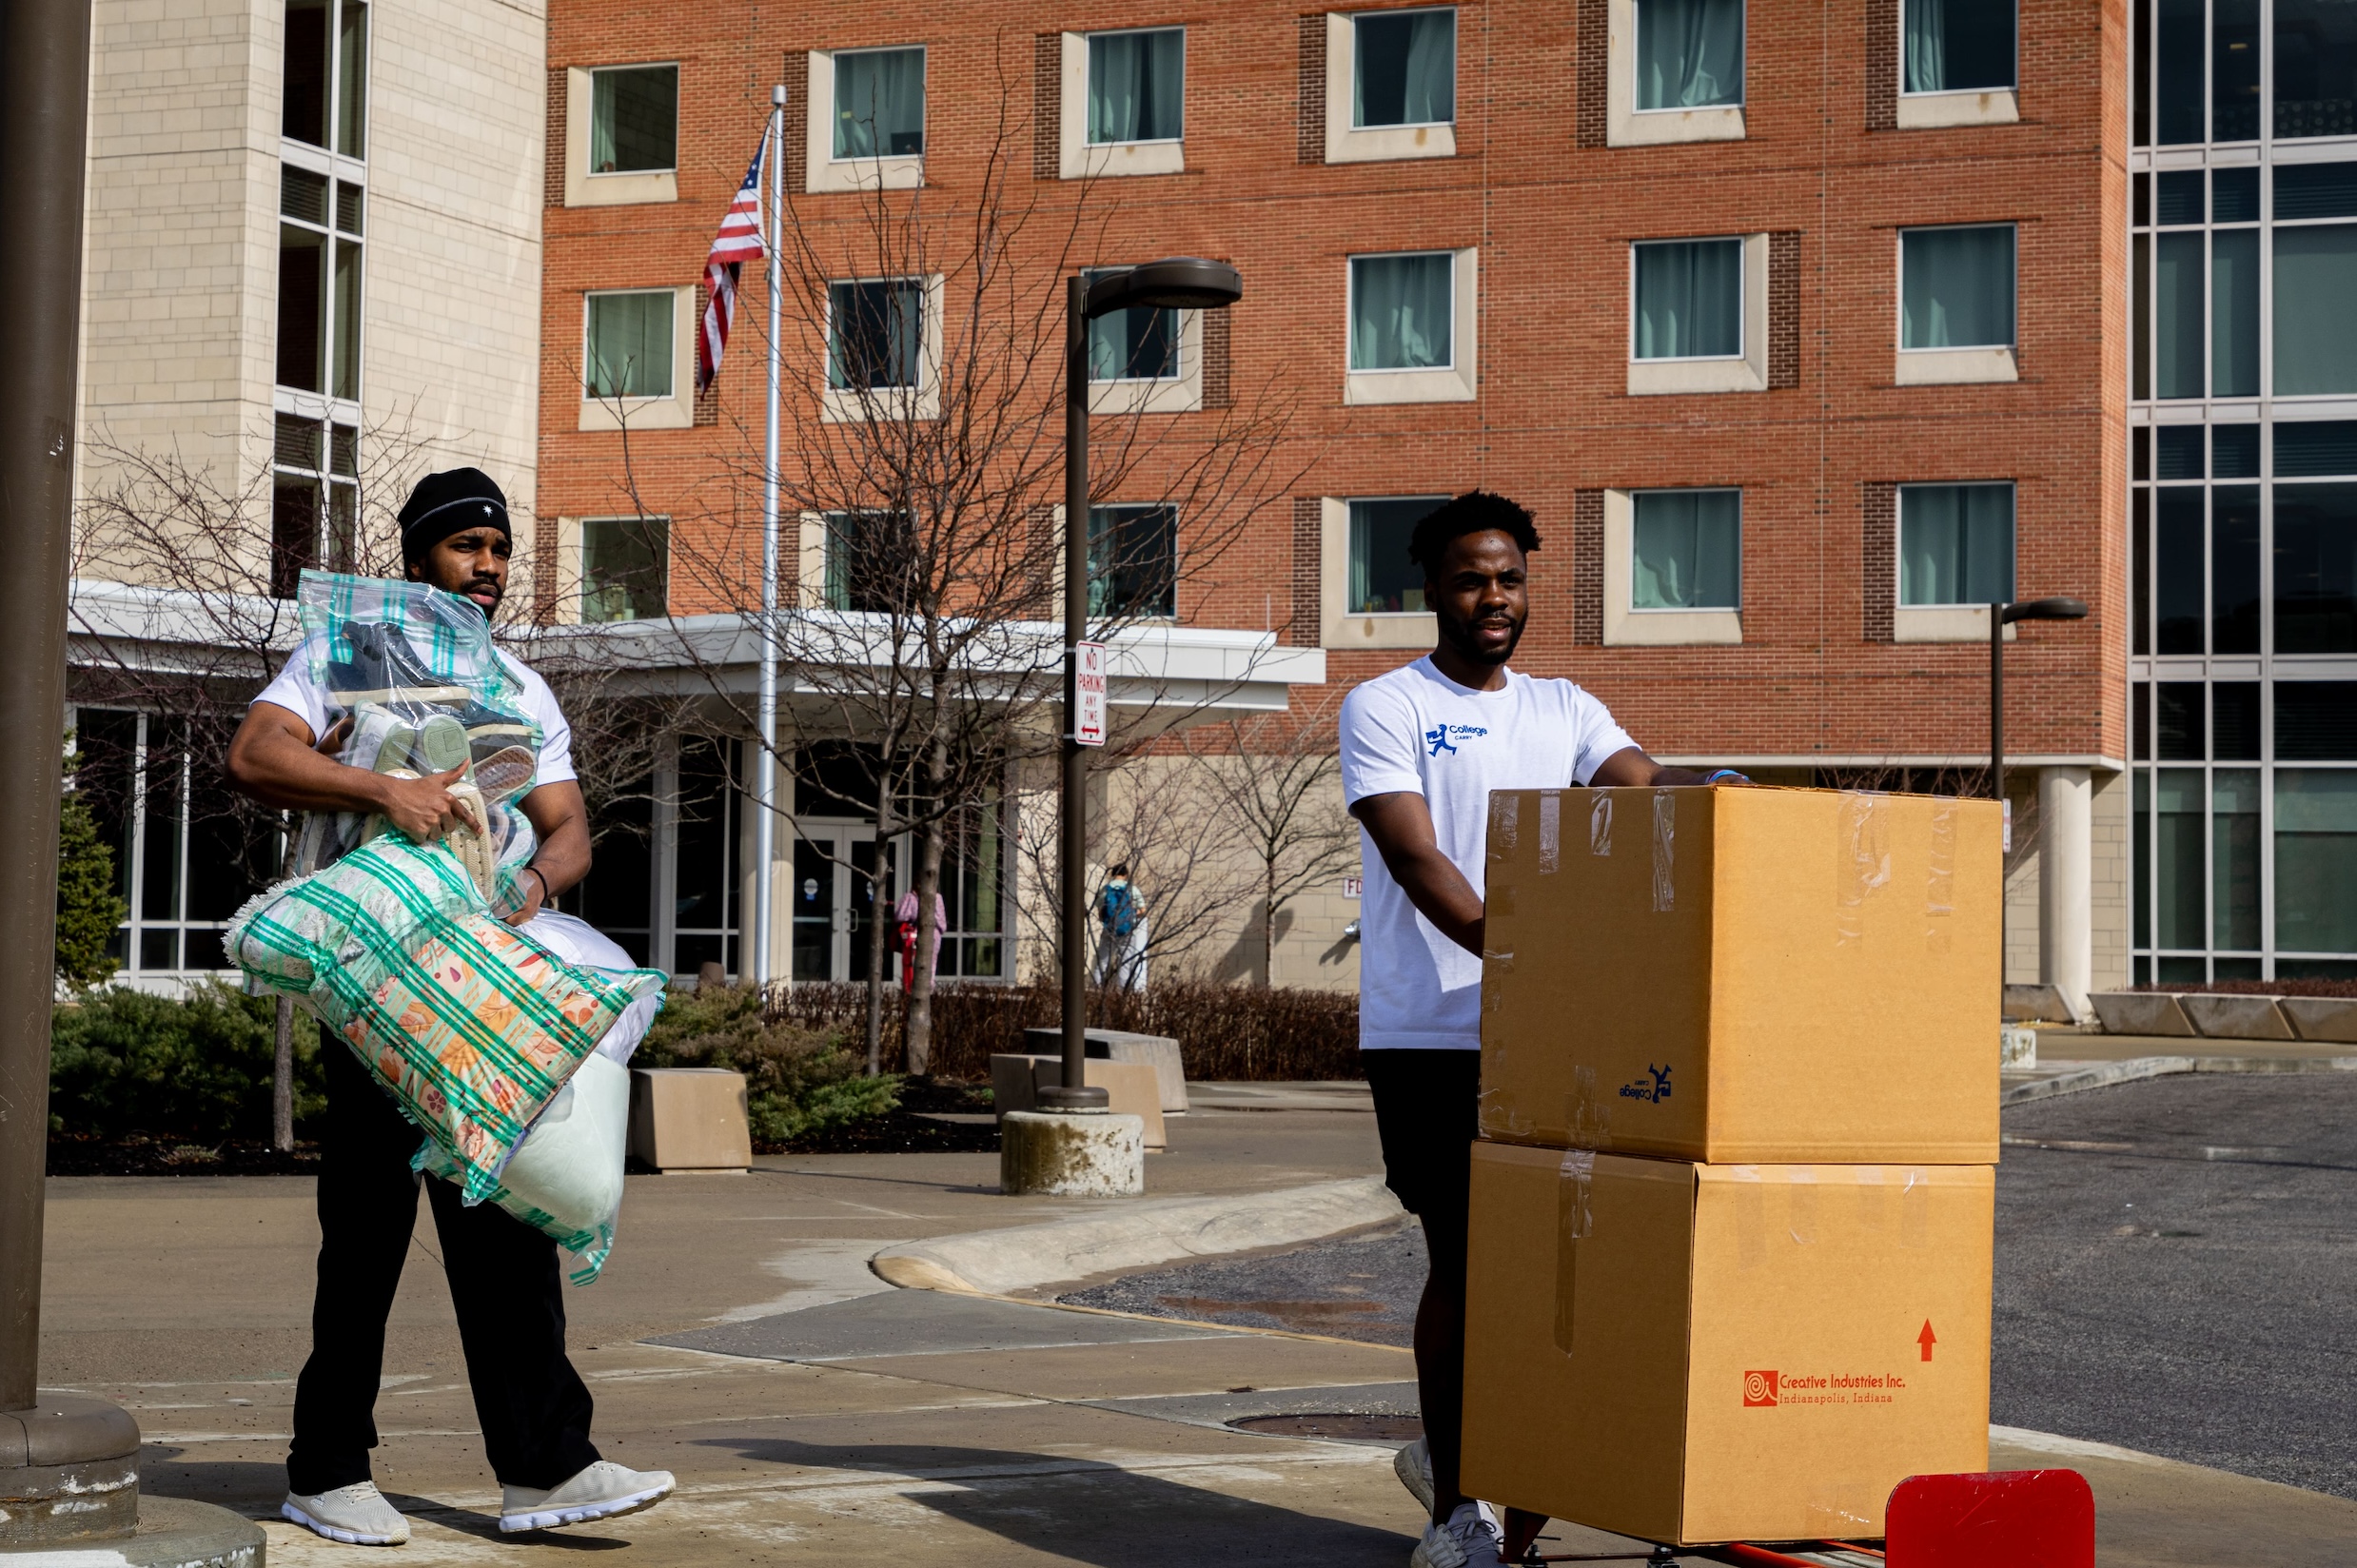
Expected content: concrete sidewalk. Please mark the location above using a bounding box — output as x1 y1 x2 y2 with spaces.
38 1100 2357 1566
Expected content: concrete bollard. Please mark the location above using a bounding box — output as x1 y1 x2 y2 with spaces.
999 1109 1145 1197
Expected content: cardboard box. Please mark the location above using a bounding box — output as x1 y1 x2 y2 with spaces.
627 1068 752 1171
1461 1141 1993 1546
989 1054 1168 1148
1481 786 2002 1163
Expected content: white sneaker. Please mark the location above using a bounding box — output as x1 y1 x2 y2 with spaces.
1394 1436 1436 1514
1410 1501 1504 1568
282 1480 410 1545
499 1460 676 1533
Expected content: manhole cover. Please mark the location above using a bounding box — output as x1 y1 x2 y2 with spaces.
1228 1413 1424 1441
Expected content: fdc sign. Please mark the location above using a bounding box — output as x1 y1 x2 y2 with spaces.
1073 640 1108 746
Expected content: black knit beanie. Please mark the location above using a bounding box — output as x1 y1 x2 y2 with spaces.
399 467 511 563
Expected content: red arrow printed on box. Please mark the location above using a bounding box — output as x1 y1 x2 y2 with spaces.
1918 1321 1937 1362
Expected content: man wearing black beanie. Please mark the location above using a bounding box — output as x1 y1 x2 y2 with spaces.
225 468 675 1544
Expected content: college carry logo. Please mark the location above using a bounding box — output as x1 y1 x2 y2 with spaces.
1742 1370 1778 1407
1424 723 1489 757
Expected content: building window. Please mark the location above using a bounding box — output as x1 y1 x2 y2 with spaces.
1897 224 2018 384
1898 481 2014 605
934 790 1010 980
592 65 678 173
1059 29 1186 176
1089 29 1185 144
2276 770 2357 956
283 0 366 158
1345 249 1477 403
1632 489 1740 610
835 48 925 156
580 516 669 623
277 164 363 402
1634 239 1741 360
2276 0 2357 140
828 279 924 391
1356 9 1456 126
823 510 916 613
1903 0 2014 92
671 737 740 977
270 414 357 598
1635 0 1743 110
1088 269 1180 382
2273 480 2357 653
1347 496 1444 614
1089 504 1178 618
585 290 675 400
2274 223 2357 396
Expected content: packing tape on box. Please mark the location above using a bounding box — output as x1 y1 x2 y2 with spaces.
1787 1167 1820 1246
1804 1489 1880 1539
1836 791 1893 945
1554 1149 1593 1354
1568 1063 1613 1148
1537 789 1562 874
1651 789 1677 913
1490 791 1520 859
1924 800 1958 953
1589 792 1614 857
1732 1166 1767 1271
1856 1164 1895 1237
1899 1167 1931 1249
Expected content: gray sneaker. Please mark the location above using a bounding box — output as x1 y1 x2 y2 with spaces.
1394 1436 1436 1514
499 1460 675 1533
282 1480 410 1545
1409 1501 1503 1568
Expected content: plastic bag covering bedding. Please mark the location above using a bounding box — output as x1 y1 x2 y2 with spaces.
286 570 545 917
416 1052 632 1286
228 833 666 1216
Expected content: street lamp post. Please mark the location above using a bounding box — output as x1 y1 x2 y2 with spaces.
1039 259 1243 1115
1989 596 2091 811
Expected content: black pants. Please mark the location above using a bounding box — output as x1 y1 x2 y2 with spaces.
1363 1049 1480 1524
287 1044 601 1497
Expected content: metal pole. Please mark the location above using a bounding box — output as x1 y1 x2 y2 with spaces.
1050 277 1106 1112
1990 601 2005 807
753 84 785 992
0 0 94 1409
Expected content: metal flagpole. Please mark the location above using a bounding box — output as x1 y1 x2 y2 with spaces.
754 82 785 990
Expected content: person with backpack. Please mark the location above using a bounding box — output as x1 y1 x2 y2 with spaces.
1093 863 1147 991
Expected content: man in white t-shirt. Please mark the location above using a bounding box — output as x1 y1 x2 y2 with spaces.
225 468 674 1545
1338 491 1747 1568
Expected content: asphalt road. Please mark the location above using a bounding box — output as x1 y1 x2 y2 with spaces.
1069 1073 2357 1502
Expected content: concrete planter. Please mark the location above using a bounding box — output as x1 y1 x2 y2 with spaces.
2282 996 2357 1044
2004 983 2074 1023
2179 993 2295 1040
1021 1026 1189 1113
2089 991 2194 1036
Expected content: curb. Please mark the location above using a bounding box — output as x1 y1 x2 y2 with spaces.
2001 1053 2357 1107
870 1174 1405 1297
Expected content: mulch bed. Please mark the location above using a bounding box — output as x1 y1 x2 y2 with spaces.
760 1076 999 1155
47 1134 322 1177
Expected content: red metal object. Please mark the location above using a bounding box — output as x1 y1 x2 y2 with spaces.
1711 1546 1835 1568
1884 1470 2094 1568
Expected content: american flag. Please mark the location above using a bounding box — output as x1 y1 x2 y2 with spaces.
697 142 766 392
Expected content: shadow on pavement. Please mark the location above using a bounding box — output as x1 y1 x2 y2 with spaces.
698 1436 1412 1564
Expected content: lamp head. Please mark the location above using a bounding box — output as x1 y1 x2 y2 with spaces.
1083 258 1244 318
2001 597 2090 624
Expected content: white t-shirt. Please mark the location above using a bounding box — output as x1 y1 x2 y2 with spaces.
251 633 577 788
1339 656 1638 1051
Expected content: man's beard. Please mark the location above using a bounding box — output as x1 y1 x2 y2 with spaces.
1438 607 1525 666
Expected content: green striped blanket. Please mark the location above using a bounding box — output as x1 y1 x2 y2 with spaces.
228 834 666 1205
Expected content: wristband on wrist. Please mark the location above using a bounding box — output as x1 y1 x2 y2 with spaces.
1703 768 1750 786
521 865 547 903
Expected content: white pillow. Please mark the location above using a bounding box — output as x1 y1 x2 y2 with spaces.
497 1051 629 1235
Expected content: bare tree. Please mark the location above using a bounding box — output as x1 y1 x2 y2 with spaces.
630 41 1305 1074
1185 694 1358 987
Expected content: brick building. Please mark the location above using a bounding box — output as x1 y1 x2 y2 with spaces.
538 0 2203 1002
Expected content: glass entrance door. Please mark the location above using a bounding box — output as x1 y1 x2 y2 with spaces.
790 827 880 982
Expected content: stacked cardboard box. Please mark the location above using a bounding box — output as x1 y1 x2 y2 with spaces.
1462 786 2003 1546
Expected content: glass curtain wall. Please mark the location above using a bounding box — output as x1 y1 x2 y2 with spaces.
2131 0 2357 980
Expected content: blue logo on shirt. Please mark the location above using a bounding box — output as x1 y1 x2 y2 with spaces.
1424 723 1490 757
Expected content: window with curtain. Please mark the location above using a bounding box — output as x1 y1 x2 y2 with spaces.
585 290 673 399
1355 9 1457 127
1086 267 1180 382
828 280 924 390
2274 225 2357 394
591 65 678 173
1899 225 2014 349
2276 770 2357 953
825 510 917 612
1635 0 1744 110
1088 29 1185 144
1089 504 1177 617
1633 490 1740 609
834 47 925 158
1898 482 2013 605
1633 239 1741 360
580 516 669 623
1349 497 1445 613
1350 253 1454 370
1901 0 2014 93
